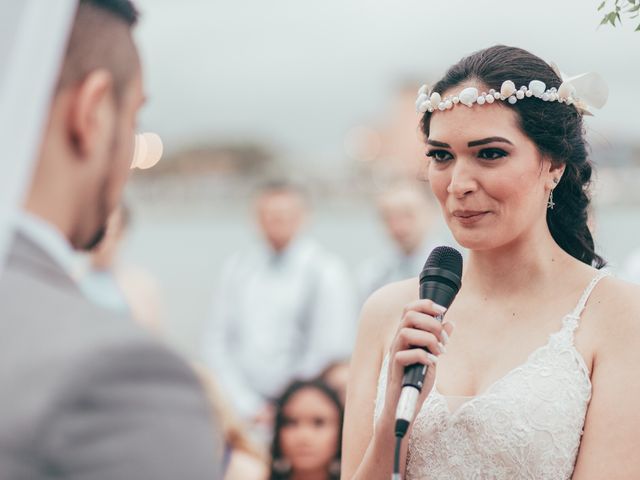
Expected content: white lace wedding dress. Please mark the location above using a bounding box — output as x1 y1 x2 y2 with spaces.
374 271 608 479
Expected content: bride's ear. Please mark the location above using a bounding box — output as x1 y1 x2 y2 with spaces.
544 156 565 190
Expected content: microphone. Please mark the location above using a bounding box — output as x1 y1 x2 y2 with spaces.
394 246 463 438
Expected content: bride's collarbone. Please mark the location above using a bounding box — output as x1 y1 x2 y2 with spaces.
435 312 570 397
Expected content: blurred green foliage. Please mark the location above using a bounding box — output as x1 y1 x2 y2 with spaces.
598 0 640 31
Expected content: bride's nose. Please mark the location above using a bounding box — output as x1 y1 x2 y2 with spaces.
447 160 478 198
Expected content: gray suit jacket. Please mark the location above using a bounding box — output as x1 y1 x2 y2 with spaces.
0 233 222 480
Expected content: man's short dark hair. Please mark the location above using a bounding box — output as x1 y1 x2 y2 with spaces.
257 179 308 199
81 0 139 26
56 0 140 102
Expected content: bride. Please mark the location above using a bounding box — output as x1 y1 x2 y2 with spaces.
341 45 640 479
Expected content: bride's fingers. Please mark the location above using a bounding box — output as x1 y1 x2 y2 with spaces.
392 348 438 370
394 327 444 356
402 299 448 318
401 310 446 344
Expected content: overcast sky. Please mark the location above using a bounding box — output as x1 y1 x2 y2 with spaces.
134 0 639 170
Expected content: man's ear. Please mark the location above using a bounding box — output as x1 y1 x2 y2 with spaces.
67 69 114 159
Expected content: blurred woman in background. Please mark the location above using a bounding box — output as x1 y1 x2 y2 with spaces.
270 380 343 480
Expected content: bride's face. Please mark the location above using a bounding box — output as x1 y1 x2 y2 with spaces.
426 89 561 251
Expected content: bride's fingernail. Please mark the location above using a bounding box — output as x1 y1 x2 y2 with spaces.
433 303 448 314
443 319 456 330
426 353 439 365
441 329 450 345
437 342 447 354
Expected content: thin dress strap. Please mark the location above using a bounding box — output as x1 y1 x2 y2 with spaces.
568 270 610 320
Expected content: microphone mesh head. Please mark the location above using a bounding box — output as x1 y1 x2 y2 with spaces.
423 246 463 277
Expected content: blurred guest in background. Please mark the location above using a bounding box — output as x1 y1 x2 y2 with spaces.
202 180 357 427
357 182 440 300
193 365 270 480
77 204 165 332
269 380 343 480
0 1 222 478
319 359 350 405
622 248 640 284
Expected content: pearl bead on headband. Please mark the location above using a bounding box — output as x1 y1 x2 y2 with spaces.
415 70 608 116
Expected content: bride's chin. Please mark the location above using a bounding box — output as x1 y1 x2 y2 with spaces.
451 232 494 251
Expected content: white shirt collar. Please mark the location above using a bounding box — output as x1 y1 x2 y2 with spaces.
261 235 310 261
14 211 76 277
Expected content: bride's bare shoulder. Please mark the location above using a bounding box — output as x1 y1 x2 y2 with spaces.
358 278 420 343
594 275 640 314
587 274 640 342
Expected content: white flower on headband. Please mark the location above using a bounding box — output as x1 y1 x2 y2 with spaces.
416 67 608 116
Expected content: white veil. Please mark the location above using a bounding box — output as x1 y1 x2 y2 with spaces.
0 0 77 274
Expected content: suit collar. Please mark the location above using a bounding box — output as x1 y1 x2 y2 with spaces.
5 229 79 293
14 212 76 275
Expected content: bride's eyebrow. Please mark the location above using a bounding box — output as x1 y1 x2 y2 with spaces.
468 136 513 147
427 137 514 148
427 139 451 148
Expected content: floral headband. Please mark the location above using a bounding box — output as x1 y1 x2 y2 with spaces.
415 67 608 116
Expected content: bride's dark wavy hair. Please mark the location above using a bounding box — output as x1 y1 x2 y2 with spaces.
420 45 605 268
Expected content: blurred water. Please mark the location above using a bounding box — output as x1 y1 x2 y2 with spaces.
120 201 638 356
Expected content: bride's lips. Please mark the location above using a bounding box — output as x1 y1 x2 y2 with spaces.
452 210 491 225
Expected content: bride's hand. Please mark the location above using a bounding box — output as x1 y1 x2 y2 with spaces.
382 299 453 423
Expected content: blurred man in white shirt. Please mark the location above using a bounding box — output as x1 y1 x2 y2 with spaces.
202 181 356 426
622 248 640 284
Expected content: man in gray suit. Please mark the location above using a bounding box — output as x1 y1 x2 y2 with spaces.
0 1 222 479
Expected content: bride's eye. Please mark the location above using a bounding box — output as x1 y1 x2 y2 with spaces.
426 149 453 163
478 148 508 160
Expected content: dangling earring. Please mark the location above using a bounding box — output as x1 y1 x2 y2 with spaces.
547 189 555 210
272 458 291 474
547 178 559 210
329 459 341 476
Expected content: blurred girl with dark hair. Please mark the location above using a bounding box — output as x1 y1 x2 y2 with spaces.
270 380 343 480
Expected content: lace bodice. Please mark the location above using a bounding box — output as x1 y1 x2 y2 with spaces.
374 271 608 480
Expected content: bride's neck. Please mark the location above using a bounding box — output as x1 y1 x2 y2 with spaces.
462 228 574 298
